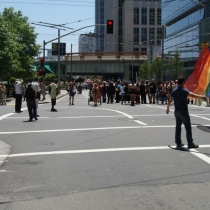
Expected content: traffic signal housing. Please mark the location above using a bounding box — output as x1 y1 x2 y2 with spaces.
107 20 113 34
39 57 44 68
36 70 44 76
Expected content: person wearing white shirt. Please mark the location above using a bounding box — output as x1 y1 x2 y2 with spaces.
14 79 23 113
32 77 40 117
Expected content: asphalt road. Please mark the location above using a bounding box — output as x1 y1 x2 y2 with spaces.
0 91 210 210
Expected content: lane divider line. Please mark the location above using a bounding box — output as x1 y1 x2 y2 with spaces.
133 120 148 125
0 124 210 135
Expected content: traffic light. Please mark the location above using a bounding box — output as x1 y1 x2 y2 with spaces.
107 20 113 34
36 71 44 76
39 57 44 68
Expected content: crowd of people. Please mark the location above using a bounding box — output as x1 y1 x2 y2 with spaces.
68 79 195 106
13 78 58 121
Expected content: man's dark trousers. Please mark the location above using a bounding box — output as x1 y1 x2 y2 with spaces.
175 110 193 145
27 100 37 120
15 94 22 112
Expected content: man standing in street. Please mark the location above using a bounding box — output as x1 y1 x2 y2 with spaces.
50 79 58 112
32 77 40 117
14 79 23 113
166 76 207 149
25 83 38 121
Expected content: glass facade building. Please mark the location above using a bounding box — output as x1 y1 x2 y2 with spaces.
95 0 105 52
162 0 210 77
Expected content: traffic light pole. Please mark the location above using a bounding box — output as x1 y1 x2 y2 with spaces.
42 24 106 94
42 40 46 100
58 29 61 94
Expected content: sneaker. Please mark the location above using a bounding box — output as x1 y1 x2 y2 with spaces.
176 143 184 148
188 144 199 149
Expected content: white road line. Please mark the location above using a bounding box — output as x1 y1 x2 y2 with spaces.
58 115 124 119
134 120 148 125
190 114 210 121
3 144 210 159
190 149 210 164
0 113 16 121
0 124 210 135
0 170 7 172
145 105 210 122
5 117 50 119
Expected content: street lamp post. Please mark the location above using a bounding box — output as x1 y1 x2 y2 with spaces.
71 43 73 81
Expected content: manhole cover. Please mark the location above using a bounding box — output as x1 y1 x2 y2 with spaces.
197 126 210 133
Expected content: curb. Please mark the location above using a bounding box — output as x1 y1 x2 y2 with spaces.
39 93 68 104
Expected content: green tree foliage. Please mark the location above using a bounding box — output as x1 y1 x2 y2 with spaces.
168 51 185 80
45 73 56 82
139 60 150 80
0 7 40 79
150 58 165 82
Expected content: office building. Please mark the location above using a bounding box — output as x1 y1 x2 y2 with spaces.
78 35 96 53
162 0 210 78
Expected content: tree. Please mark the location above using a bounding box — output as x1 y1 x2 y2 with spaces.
0 7 40 79
150 58 165 82
139 60 150 81
168 51 185 80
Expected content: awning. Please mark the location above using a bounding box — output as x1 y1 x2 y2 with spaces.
45 65 55 74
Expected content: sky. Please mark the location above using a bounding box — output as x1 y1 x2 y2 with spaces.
0 0 95 54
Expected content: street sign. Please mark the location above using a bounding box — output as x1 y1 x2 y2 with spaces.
52 43 66 55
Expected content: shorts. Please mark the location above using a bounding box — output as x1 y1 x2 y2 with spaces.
51 98 56 106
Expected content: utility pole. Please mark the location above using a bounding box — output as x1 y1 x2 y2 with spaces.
58 29 61 94
42 40 46 100
71 43 73 81
161 25 165 82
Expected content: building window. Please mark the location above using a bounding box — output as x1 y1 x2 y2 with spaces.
133 27 139 43
134 8 139 25
149 28 155 45
157 9 161 25
141 8 147 25
141 28 147 44
134 47 139 52
141 48 147 54
149 8 155 25
157 28 162 45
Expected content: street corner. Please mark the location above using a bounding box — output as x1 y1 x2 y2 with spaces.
0 140 12 167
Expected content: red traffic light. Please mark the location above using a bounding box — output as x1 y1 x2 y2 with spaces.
108 20 113 26
36 71 44 76
107 20 113 34
39 57 44 61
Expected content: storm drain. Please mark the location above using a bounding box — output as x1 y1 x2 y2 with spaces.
197 126 210 133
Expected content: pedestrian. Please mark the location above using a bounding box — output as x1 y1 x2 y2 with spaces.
166 76 207 148
92 83 99 106
107 82 115 104
25 83 38 121
101 82 107 103
14 79 23 113
68 82 76 105
32 77 40 117
50 79 58 111
140 81 146 104
150 79 156 104
0 83 7 105
145 80 150 103
128 81 137 106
